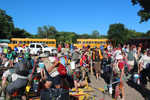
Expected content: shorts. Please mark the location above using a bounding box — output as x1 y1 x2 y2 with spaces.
127 60 134 66
94 61 101 73
6 78 28 95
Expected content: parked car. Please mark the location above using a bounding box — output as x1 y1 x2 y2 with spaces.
28 43 57 56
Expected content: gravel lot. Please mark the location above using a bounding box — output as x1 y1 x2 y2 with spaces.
88 74 148 100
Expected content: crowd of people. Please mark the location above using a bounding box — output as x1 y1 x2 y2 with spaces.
0 43 150 100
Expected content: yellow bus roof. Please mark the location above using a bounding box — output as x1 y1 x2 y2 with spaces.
11 38 56 41
76 39 109 41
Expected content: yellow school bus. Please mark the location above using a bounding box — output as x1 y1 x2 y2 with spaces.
74 39 110 48
8 38 56 49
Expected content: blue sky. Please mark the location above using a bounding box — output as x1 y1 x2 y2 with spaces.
0 0 150 35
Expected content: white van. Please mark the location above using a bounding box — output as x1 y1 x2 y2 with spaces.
28 43 57 55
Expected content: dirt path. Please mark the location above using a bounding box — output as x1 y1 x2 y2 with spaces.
89 74 145 100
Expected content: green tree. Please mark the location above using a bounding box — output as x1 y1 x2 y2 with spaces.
55 32 78 44
131 0 150 22
12 27 32 38
0 9 14 39
79 33 91 39
107 23 130 45
146 30 150 36
91 30 100 38
37 25 57 38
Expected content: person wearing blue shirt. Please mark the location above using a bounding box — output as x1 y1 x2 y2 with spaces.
14 46 18 53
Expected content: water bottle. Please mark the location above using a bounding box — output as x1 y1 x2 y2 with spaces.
33 79 39 92
109 85 112 95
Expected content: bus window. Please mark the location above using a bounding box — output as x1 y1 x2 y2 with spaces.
19 41 23 44
49 41 55 44
108 41 111 44
86 41 89 44
77 41 81 44
24 41 26 44
83 41 85 44
27 41 29 44
89 41 91 44
13 41 17 44
46 42 48 44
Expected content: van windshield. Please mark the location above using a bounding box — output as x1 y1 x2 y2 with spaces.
42 44 48 48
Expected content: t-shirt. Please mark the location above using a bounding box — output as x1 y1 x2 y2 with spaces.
38 62 45 69
100 45 104 51
14 47 18 52
3 48 8 54
12 51 16 57
24 52 29 59
7 53 12 59
127 51 134 61
0 47 2 54
73 72 82 82
139 55 150 69
72 51 80 61
60 57 66 66
118 61 124 70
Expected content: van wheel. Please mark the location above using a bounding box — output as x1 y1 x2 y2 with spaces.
44 51 50 56
37 51 40 56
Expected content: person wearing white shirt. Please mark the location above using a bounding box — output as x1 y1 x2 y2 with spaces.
139 50 150 87
138 50 150 70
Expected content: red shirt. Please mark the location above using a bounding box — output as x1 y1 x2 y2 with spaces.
118 61 124 70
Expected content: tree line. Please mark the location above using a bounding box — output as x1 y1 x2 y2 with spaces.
0 0 150 45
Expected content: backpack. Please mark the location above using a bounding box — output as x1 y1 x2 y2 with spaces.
15 60 32 76
57 63 67 76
